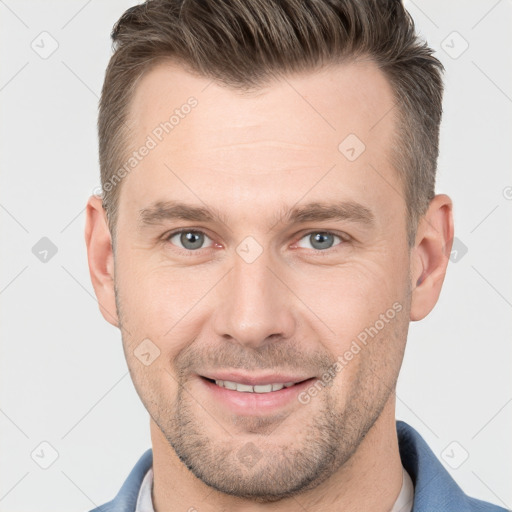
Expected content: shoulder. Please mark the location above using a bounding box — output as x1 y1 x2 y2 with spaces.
88 448 153 512
396 421 508 512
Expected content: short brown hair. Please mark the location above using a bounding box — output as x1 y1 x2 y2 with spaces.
98 0 444 246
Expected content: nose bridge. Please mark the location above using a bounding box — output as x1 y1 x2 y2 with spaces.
212 242 296 348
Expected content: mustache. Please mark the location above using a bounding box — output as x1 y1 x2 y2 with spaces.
174 339 336 377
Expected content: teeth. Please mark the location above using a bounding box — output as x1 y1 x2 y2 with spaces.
214 380 296 393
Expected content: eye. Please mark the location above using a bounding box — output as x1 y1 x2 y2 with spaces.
295 231 346 251
163 229 348 254
165 229 214 251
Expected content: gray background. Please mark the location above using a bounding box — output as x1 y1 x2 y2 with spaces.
1 1 511 511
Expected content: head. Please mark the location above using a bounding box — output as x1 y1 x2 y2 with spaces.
86 0 453 503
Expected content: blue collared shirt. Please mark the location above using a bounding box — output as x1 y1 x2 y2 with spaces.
89 421 508 512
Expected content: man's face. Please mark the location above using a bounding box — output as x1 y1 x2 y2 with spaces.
113 59 413 500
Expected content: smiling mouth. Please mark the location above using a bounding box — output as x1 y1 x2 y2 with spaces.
201 376 313 393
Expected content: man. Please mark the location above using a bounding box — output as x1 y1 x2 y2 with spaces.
84 0 506 511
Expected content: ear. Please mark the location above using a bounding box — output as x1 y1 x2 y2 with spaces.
84 195 119 327
410 194 454 322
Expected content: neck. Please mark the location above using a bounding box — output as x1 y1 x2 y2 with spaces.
150 395 403 512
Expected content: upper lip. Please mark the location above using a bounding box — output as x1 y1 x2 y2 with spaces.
199 371 313 386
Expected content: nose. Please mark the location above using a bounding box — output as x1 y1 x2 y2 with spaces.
212 247 297 350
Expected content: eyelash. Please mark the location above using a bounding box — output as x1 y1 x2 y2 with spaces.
162 228 350 255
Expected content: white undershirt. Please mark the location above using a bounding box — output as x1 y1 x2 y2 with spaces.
391 467 414 512
135 465 414 512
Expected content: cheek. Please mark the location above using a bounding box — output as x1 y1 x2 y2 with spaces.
121 321 183 413
296 252 409 388
114 259 192 382
304 257 406 331
322 296 409 405
126 358 178 422
114 249 202 333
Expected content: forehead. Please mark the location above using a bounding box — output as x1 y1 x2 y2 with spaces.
120 58 402 228
127 57 396 150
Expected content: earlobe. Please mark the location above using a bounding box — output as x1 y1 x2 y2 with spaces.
84 195 119 328
410 194 454 322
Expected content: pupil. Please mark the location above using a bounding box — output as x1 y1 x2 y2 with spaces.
312 232 333 250
181 231 203 250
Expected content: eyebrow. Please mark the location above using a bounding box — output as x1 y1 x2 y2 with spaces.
138 199 375 231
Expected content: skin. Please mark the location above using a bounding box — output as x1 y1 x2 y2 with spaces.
85 58 453 511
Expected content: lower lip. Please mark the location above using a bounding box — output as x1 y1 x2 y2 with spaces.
199 376 317 415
